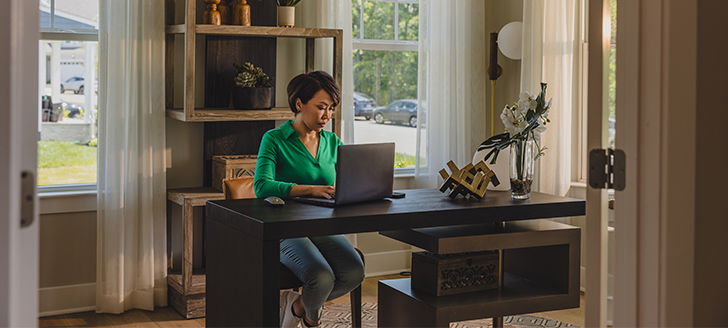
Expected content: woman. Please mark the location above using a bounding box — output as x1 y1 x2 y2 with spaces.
253 71 365 327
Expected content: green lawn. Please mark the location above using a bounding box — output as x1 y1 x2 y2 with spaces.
395 152 426 168
38 141 97 185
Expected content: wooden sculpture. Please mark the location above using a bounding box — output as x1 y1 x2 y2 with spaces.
439 160 500 200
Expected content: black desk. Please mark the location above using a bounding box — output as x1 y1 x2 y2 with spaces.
204 189 585 327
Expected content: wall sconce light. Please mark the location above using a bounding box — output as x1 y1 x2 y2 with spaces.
488 21 523 136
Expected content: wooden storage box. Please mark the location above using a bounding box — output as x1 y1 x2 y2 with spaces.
211 155 257 191
411 250 499 296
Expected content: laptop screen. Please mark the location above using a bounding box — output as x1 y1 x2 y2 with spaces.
334 143 395 205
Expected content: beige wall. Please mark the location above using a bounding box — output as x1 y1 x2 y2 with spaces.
39 211 96 288
484 0 523 138
693 0 728 325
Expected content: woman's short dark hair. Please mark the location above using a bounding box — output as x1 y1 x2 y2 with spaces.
286 71 340 113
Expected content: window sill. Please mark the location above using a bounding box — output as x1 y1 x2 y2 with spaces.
39 189 97 215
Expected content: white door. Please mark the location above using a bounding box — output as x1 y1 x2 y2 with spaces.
0 0 40 326
584 0 611 326
612 0 699 326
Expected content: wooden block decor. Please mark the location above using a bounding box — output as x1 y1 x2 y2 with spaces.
439 160 500 200
211 155 257 191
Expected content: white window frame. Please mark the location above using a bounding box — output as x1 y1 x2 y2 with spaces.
353 0 421 175
38 0 99 193
571 0 589 185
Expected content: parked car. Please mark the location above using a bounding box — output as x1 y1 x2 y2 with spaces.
61 76 85 94
372 99 419 127
353 92 377 120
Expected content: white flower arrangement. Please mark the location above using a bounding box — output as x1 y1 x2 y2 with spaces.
478 83 552 164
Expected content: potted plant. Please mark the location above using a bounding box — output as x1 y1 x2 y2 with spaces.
232 62 274 109
277 0 302 27
477 83 551 199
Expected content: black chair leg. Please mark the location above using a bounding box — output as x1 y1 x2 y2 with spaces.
350 285 362 328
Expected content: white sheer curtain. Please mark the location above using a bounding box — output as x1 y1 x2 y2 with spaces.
415 0 487 188
96 0 167 313
521 0 577 196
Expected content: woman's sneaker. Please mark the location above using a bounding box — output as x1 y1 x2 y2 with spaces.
280 290 302 328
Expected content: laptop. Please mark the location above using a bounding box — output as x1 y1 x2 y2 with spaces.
293 142 395 207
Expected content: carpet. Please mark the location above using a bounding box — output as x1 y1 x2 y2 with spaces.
320 302 579 328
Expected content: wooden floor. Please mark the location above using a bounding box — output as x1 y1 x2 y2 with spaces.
39 274 584 327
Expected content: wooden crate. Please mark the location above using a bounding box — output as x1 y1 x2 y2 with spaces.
411 250 499 296
169 283 206 319
211 155 257 191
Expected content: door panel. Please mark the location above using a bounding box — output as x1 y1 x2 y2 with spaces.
585 0 610 327
0 0 39 326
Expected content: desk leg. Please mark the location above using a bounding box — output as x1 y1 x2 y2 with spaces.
491 248 504 328
206 219 280 327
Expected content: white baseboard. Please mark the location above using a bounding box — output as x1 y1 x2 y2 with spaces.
39 282 95 317
362 249 412 277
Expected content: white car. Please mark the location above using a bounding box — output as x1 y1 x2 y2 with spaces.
61 76 85 94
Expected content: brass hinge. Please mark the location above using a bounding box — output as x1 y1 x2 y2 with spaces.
588 148 625 190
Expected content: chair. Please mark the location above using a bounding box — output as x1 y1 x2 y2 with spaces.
222 177 364 328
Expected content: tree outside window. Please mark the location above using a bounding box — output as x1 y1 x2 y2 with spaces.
352 0 425 170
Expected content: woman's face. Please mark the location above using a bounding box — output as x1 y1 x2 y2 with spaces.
296 89 335 133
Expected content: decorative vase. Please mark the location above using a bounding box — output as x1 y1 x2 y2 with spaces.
232 0 251 26
232 87 274 109
509 138 536 199
277 6 295 27
203 0 222 25
219 0 231 25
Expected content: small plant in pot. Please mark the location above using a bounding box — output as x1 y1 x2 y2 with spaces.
277 0 302 27
233 62 274 109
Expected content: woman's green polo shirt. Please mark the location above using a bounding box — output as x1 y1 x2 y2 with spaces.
254 120 343 198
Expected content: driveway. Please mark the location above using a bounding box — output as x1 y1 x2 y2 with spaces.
352 118 426 158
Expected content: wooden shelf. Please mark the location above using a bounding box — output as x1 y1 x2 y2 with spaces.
379 275 576 325
166 107 294 122
169 272 206 295
166 24 341 38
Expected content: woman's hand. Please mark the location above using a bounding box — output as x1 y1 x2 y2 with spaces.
308 185 336 199
289 185 336 199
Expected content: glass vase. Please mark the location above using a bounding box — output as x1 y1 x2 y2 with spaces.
509 138 535 200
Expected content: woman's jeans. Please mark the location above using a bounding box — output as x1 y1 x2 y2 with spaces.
280 235 365 321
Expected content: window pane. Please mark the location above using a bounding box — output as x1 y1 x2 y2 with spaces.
352 49 424 168
40 0 99 30
363 0 394 40
352 0 361 39
38 40 98 186
398 3 418 41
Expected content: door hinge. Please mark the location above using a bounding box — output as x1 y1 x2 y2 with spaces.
20 171 35 228
588 148 625 190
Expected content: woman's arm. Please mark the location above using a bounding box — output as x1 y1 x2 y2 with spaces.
253 134 295 198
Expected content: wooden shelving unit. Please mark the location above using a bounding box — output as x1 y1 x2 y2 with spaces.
164 2 343 135
164 0 344 319
165 107 294 122
166 187 224 318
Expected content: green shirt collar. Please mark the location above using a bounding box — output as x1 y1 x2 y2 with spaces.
280 120 297 139
280 119 325 139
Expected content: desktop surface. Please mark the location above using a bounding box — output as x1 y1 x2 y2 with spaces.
206 188 585 240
